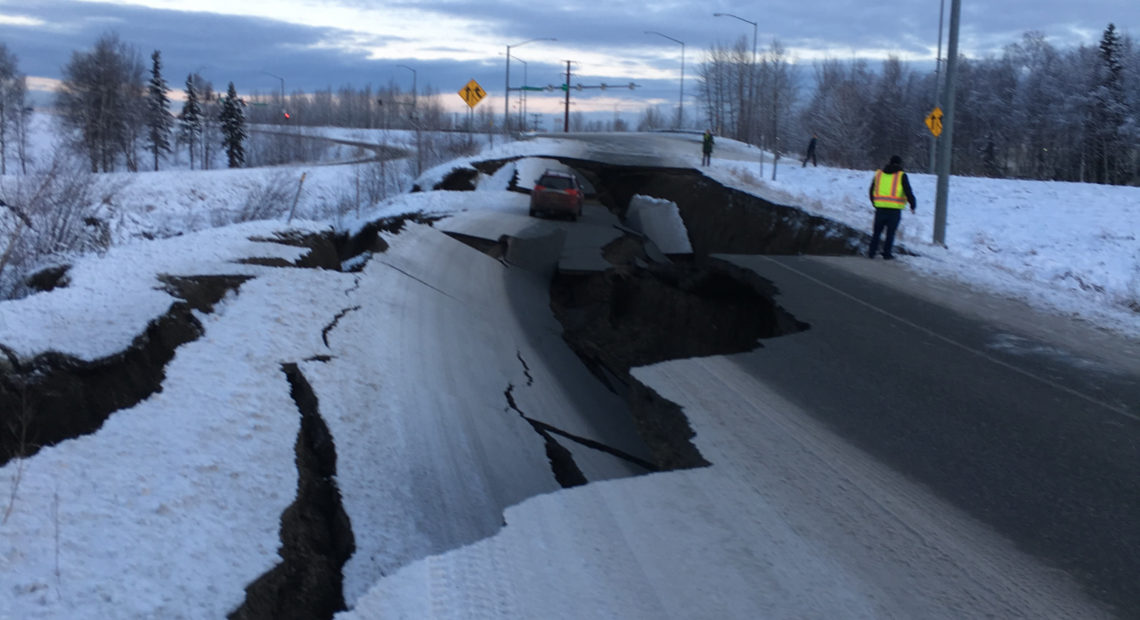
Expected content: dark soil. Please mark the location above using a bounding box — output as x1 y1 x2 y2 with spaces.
0 277 242 466
228 364 355 620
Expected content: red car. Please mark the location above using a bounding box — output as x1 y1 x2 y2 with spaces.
529 170 584 220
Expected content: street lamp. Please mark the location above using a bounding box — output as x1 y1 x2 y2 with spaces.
714 13 757 142
645 31 685 130
505 37 556 134
514 57 528 130
397 64 417 120
261 71 286 121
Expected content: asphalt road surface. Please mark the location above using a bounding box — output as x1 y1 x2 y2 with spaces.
450 134 1140 614
723 253 1140 614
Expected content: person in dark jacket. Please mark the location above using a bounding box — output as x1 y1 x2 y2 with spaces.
701 129 714 166
867 155 916 259
802 134 817 167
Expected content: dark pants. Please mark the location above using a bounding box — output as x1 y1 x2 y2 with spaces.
869 208 902 258
702 151 711 166
802 149 816 167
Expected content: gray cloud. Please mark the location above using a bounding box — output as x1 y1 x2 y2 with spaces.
0 0 1134 115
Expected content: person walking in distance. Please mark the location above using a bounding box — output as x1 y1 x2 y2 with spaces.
867 155 916 259
802 134 818 167
701 129 715 166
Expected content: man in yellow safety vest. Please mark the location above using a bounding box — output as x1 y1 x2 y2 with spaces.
867 155 917 259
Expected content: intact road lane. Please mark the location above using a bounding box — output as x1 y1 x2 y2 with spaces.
724 253 1140 615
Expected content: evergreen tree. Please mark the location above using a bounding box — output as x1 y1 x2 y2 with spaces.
219 82 246 168
1091 23 1129 184
178 74 202 170
145 50 173 171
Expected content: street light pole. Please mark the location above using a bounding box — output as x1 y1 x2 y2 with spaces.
261 70 285 122
505 38 555 134
713 13 757 142
645 31 685 130
514 57 528 130
929 0 946 174
397 64 417 119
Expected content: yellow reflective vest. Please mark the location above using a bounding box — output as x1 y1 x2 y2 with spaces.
871 170 908 209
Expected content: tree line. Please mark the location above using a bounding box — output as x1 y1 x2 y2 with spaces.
48 33 247 173
694 24 1139 184
0 26 1136 185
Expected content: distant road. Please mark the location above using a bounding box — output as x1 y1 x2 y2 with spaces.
530 130 764 168
249 127 411 165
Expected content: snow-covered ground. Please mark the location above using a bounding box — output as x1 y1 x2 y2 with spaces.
706 149 1140 338
0 119 1137 618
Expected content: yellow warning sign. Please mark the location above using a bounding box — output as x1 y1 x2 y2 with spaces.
925 106 943 137
458 79 487 109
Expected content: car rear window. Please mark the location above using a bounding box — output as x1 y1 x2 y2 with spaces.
539 175 574 190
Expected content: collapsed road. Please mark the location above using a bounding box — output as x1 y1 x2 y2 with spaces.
2 142 1139 618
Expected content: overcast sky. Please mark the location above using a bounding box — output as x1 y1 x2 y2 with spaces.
1 0 1136 119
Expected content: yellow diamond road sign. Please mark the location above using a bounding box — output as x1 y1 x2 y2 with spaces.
459 79 486 109
925 106 944 137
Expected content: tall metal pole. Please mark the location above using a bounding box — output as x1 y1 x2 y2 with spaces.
645 31 685 129
679 40 685 129
504 44 511 134
750 22 756 140
933 0 960 246
504 38 556 135
564 60 571 132
261 71 285 121
713 13 758 142
929 0 945 174
514 57 527 130
397 64 416 119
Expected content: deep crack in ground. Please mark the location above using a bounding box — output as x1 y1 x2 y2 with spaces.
229 363 355 620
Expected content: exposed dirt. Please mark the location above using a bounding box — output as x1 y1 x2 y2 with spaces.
245 231 342 270
24 264 71 293
433 157 827 472
558 157 870 257
422 158 518 192
1 158 847 614
332 212 443 265
229 364 355 620
0 277 241 466
549 235 807 470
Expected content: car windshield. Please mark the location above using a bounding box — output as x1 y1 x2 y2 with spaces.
539 175 574 190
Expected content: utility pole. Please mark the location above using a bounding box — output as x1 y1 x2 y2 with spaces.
261 71 285 122
933 0 960 246
645 31 685 130
397 64 417 121
564 60 572 133
504 38 555 135
929 0 945 174
514 57 527 129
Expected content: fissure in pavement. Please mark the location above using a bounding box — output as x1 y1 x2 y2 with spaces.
504 383 589 488
437 159 821 471
549 242 807 470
